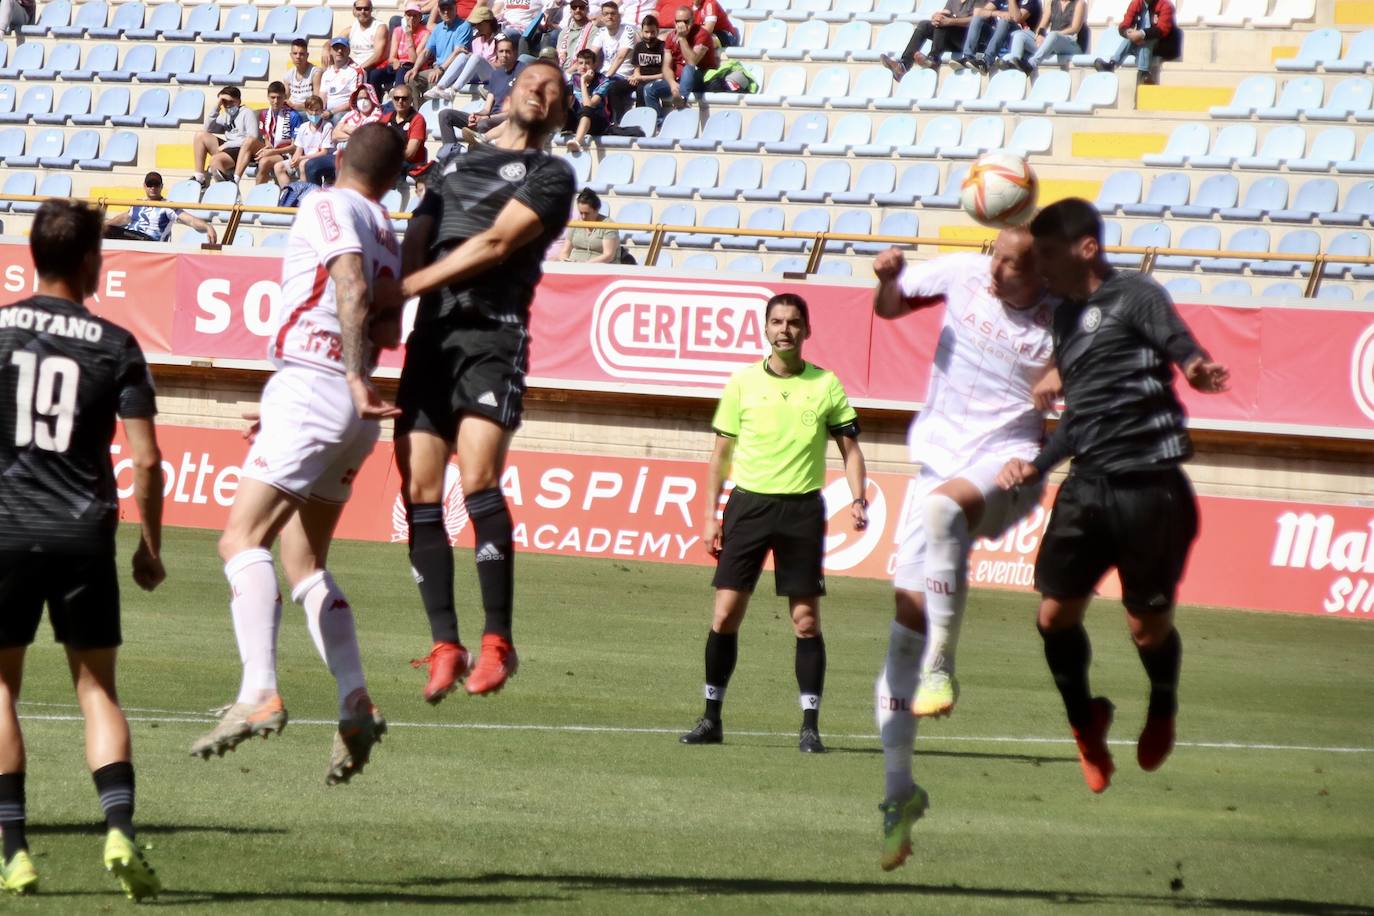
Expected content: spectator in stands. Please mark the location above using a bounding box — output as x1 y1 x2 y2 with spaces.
1094 0 1178 84
103 172 217 245
1 0 34 34
556 0 596 74
880 0 982 78
646 6 716 117
494 0 545 56
557 189 620 263
252 82 304 186
370 4 431 93
423 5 502 100
691 0 738 48
1000 0 1086 72
619 13 668 112
192 87 261 186
953 0 1040 72
274 95 334 187
410 0 475 95
333 84 384 146
566 47 613 152
342 0 390 80
595 0 639 115
436 34 525 148
321 37 367 120
284 40 324 114
381 84 430 194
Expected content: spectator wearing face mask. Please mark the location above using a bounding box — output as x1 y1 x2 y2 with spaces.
333 84 384 147
191 86 262 186
275 95 335 187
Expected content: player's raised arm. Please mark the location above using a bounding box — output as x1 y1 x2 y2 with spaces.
872 247 912 318
123 417 165 591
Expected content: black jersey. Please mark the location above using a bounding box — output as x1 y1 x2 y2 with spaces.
418 143 576 327
0 296 157 553
1032 270 1205 478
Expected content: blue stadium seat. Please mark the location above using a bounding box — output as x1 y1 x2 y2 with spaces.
723 206 784 250
1252 228 1319 276
29 173 72 208
679 205 738 249
787 20 834 59
21 0 71 35
640 108 698 150
726 255 765 272
1144 122 1209 167
794 66 849 107
113 88 169 127
63 42 117 81
768 208 828 253
173 227 211 247
166 178 201 206
597 107 656 149
147 88 206 128
764 112 828 155
788 160 851 203
1007 70 1071 113
53 129 98 168
126 2 179 39
28 42 79 80
36 86 91 125
165 3 221 41
655 204 696 248
1210 280 1253 297
924 164 969 208
227 48 271 84
819 0 870 22
1326 28 1374 72
240 182 279 223
659 157 719 199
245 7 297 42
818 260 853 277
920 68 979 111
0 128 26 162
0 173 37 212
1157 225 1222 270
778 0 826 22
95 43 153 82
1210 75 1276 118
8 128 64 168
964 69 1028 112
1054 70 1118 115
1212 227 1271 273
770 256 808 274
1335 134 1374 174
1317 284 1354 300
1008 117 1053 156
92 1 145 38
1173 172 1238 218
586 153 634 194
1192 124 1257 168
140 45 196 83
56 0 110 37
833 162 895 204
871 210 918 245
71 85 127 125
200 181 241 222
732 17 785 58
754 66 805 106
1257 76 1322 120
1077 30 1131 67
1095 170 1142 213
681 110 741 150
1219 176 1288 220
0 85 12 118
1237 124 1305 170
701 158 764 199
945 115 1002 158
296 7 335 41
743 159 807 201
874 68 936 110
812 113 870 154
1275 27 1341 71
817 20 872 60
1260 281 1303 298
1308 77 1373 121
0 43 45 80
180 46 236 86
1123 172 1190 217
854 114 916 155
0 86 54 124
834 66 894 108
833 208 872 251
204 4 259 41
1323 232 1374 279
620 155 676 196
678 253 718 270
875 162 940 205
1102 220 1121 248
722 111 783 152
1163 278 1203 296
1319 180 1374 225
909 115 961 158
1107 222 1170 268
1290 127 1354 171
91 129 138 169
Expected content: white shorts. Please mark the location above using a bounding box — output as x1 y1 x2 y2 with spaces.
242 364 380 504
892 453 1043 592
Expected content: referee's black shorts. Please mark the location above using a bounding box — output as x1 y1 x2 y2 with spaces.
1034 467 1199 612
396 318 530 441
0 550 122 649
713 488 827 598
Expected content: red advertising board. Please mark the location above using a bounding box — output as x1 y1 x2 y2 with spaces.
115 424 1374 621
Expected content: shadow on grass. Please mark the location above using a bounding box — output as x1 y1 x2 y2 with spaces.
28 821 289 836
37 890 565 906
828 746 1079 766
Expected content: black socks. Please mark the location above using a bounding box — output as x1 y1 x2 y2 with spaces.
1039 623 1093 731
407 502 459 644
795 635 826 730
466 488 515 640
93 761 136 840
703 629 738 721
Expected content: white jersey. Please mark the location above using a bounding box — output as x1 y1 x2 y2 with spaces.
320 63 364 111
899 252 1055 477
273 187 400 374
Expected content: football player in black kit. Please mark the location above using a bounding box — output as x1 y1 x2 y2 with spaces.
396 60 576 703
997 198 1230 795
0 201 164 899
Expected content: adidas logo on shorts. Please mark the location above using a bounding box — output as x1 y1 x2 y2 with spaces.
477 391 499 408
475 542 505 563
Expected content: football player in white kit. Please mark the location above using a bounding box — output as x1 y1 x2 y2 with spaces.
191 124 406 786
869 227 1060 870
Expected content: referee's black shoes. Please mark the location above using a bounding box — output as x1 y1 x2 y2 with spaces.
799 726 827 754
680 718 724 745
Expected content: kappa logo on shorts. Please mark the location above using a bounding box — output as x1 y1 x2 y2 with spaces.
477 391 499 408
499 161 527 183
1081 306 1102 333
1351 323 1374 423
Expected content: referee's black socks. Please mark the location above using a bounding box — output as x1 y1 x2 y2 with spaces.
0 772 26 859
408 502 460 645
93 761 136 840
466 488 515 640
795 635 826 731
1137 627 1182 719
1038 623 1093 731
703 629 738 722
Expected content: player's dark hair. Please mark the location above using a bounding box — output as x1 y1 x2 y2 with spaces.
291 38 308 50
1029 198 1103 247
641 13 658 28
340 121 405 192
30 200 103 281
267 80 286 96
576 188 601 211
765 292 810 329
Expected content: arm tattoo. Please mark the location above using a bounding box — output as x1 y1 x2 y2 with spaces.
333 254 370 376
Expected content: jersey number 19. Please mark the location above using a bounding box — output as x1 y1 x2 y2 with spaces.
10 352 79 453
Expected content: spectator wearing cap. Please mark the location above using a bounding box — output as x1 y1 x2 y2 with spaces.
192 86 261 185
274 95 335 187
493 0 545 56
691 0 738 48
436 35 524 147
284 39 324 113
1 0 35 34
371 4 431 93
251 82 305 186
555 0 595 74
104 172 217 244
423 5 501 100
341 0 390 79
380 84 430 195
645 6 715 118
566 47 613 153
1094 0 1177 84
411 0 475 94
321 37 367 118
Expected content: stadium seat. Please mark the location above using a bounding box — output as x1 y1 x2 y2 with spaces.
1327 29 1374 73
1252 228 1319 276
924 165 969 208
818 0 869 22
1319 180 1374 225
793 66 849 107
203 4 258 39
36 86 92 125
597 107 656 149
140 45 196 83
64 43 118 81
1257 76 1323 120
58 130 101 168
765 112 829 155
726 255 765 272
1123 172 1190 217
1173 173 1239 218
1253 0 1315 27
722 110 783 152
1107 222 1170 268
723 206 784 250
832 208 873 251
239 183 280 224
945 115 1002 158
818 260 853 277
173 227 212 247
8 128 64 168
0 86 12 119
1006 70 1071 113
92 130 139 169
1102 220 1122 247
126 2 178 38
1323 232 1374 279
1210 279 1253 296
1209 0 1266 26
874 162 940 205
1175 0 1220 26
1237 124 1305 170
855 114 916 155
1073 33 1125 68
148 89 207 128
178 46 236 86
678 205 738 249
964 69 1028 111
770 256 808 274
199 181 241 223
920 68 980 111
732 17 786 58
227 48 272 84
1192 124 1257 168
788 160 851 203
0 128 25 162
1055 71 1118 115
658 157 719 199
812 113 870 154
743 159 808 201
93 1 145 38
0 172 37 212
1317 284 1354 300
1211 227 1270 273
833 66 894 108
1095 170 1143 213
868 210 918 249
0 43 44 80
700 158 764 199
754 66 806 106
28 42 80 80
296 7 335 40
1210 75 1276 119
1087 0 1126 27
242 5 296 40
833 162 896 204
1157 225 1222 270
657 203 697 247
874 68 937 110
620 155 676 196
95 43 154 82
909 115 961 158
56 0 110 37
790 20 836 59
818 20 872 60
1008 118 1053 157
1290 128 1355 172
0 86 54 124
681 110 742 150
1335 134 1374 174
21 0 71 35
1219 176 1288 220
1163 277 1203 296
680 253 719 270
113 88 170 127
640 108 698 150
167 178 204 205
1259 281 1303 298
165 3 222 40
1275 27 1342 71
1308 78 1373 121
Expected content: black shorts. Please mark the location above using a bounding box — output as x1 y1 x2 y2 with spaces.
712 489 827 598
0 551 122 649
1034 468 1199 611
395 319 529 441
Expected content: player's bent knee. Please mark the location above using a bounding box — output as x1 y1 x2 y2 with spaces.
1037 594 1088 630
924 493 966 541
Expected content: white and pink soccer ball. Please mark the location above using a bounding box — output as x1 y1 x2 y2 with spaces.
960 152 1039 229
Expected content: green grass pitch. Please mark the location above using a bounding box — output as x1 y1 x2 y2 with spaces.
5 525 1373 913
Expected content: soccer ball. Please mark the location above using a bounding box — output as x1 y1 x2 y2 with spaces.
960 153 1038 229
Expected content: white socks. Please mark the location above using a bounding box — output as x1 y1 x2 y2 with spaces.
293 570 367 718
921 494 971 677
225 548 282 705
876 620 925 802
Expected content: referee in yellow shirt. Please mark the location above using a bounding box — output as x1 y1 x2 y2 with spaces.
680 293 869 754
